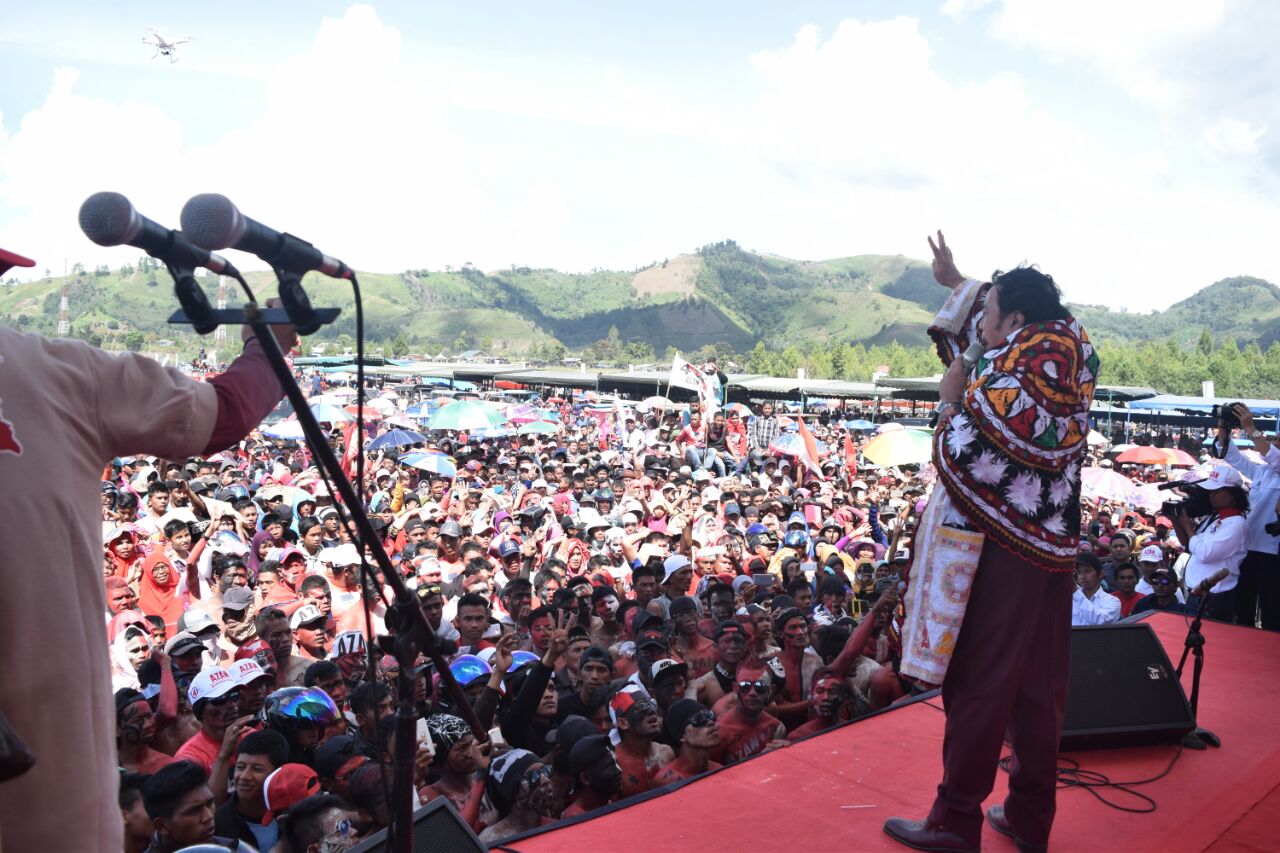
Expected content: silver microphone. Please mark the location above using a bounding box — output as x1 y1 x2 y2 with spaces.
961 340 986 372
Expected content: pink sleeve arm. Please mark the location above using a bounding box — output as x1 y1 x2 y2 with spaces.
201 339 286 454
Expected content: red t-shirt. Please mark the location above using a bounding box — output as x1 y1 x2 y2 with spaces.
710 707 784 764
1111 590 1143 618
172 729 221 775
651 755 722 787
675 634 718 680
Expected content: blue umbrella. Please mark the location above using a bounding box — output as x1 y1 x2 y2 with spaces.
399 452 457 478
367 428 427 451
405 402 431 416
469 426 516 439
263 419 306 440
768 431 829 458
843 419 877 431
308 402 353 424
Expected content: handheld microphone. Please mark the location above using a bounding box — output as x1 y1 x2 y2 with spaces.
1194 567 1230 594
78 192 238 276
961 339 986 372
179 193 351 280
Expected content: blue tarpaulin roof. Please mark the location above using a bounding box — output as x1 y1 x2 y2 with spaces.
1127 395 1280 417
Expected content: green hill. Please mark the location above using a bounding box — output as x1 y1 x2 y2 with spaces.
2 248 1276 360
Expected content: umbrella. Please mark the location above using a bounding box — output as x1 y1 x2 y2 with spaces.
367 428 427 451
426 399 508 431
1086 429 1109 447
843 418 877 431
725 402 753 416
383 414 419 430
405 402 433 417
1200 435 1253 447
768 431 829 459
638 396 673 412
327 386 358 397
505 403 544 424
308 393 348 406
468 426 516 439
1081 467 1140 503
1133 482 1166 512
399 451 456 478
1163 448 1198 467
308 402 353 424
1115 446 1175 466
861 428 934 467
518 420 559 436
263 419 306 440
546 397 566 404
343 404 385 421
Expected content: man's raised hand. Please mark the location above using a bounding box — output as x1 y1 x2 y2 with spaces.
928 230 966 290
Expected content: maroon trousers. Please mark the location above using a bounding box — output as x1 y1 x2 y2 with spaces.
926 538 1074 847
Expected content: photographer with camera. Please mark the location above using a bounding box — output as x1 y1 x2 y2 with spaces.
1215 403 1280 629
1170 459 1250 622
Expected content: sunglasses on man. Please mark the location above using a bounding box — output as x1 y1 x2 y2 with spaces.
737 679 771 695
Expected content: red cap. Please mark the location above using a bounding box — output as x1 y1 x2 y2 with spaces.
262 764 320 825
0 248 35 277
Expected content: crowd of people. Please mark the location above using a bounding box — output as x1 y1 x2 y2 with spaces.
96 371 1279 851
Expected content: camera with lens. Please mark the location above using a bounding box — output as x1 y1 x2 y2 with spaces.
1160 485 1212 520
1265 518 1280 537
1212 401 1244 430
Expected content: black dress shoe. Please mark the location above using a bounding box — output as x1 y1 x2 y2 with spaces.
986 806 1047 853
883 817 979 853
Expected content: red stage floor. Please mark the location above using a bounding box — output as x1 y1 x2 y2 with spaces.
509 613 1280 852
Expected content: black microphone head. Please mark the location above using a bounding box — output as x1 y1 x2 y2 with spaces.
180 193 245 251
79 191 141 247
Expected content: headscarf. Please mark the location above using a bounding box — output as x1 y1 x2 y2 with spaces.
425 714 471 767
107 609 148 645
110 624 151 691
105 526 144 581
248 529 277 573
139 549 186 635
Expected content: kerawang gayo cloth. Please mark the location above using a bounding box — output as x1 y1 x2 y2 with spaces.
901 487 983 686
934 314 1098 572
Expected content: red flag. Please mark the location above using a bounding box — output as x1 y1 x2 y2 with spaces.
796 415 824 480
339 422 359 481
843 433 858 478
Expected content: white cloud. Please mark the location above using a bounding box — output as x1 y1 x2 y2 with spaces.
1200 117 1265 158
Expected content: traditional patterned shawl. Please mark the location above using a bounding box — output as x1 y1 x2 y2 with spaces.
933 309 1098 572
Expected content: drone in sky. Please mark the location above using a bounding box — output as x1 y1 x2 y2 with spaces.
142 28 191 63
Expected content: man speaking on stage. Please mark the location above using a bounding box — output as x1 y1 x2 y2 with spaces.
0 244 296 852
886 233 1098 853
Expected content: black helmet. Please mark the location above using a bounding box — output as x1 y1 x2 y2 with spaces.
259 686 339 763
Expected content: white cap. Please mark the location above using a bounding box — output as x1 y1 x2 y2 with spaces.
700 486 721 504
892 549 910 562
531 478 549 490
1138 545 1165 563
319 543 362 567
1194 461 1244 491
188 667 237 706
290 604 326 629
230 658 271 686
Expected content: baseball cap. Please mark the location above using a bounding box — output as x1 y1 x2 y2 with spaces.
650 658 688 684
315 734 376 780
262 764 321 825
578 645 615 672
222 586 254 612
722 502 741 517
569 734 614 777
545 713 599 749
178 610 218 635
439 520 463 538
700 487 721 504
662 554 691 583
891 549 910 562
188 667 237 706
164 631 204 657
290 604 326 630
670 596 699 617
714 620 748 642
497 540 521 559
229 658 272 687
320 543 362 567
1194 461 1244 491
1138 545 1165 564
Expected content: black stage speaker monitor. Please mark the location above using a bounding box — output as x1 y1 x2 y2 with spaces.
349 797 487 853
1060 622 1195 751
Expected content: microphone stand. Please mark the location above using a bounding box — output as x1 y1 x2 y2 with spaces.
1175 591 1220 749
171 284 485 853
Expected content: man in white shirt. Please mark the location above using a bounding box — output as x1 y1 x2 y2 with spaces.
1072 552 1121 626
1135 545 1185 603
1216 404 1280 629
1174 460 1250 623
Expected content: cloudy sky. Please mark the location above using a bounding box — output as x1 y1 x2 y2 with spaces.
2 1 1276 310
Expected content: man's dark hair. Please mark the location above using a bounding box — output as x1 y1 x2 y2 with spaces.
141 760 209 820
456 591 490 613
116 492 139 512
119 771 149 811
1114 562 1140 580
144 614 165 633
279 793 349 853
528 605 553 625
785 576 812 597
818 577 847 598
502 578 533 599
631 563 660 583
146 481 171 497
298 516 321 537
299 575 330 596
349 680 392 715
211 552 247 582
237 729 289 768
232 497 256 514
162 518 192 539
462 557 490 577
254 606 288 635
990 266 1069 324
304 660 341 687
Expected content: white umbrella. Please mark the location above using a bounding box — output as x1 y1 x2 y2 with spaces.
1086 429 1109 447
328 386 358 397
637 396 674 413
1081 467 1139 503
263 419 306 440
